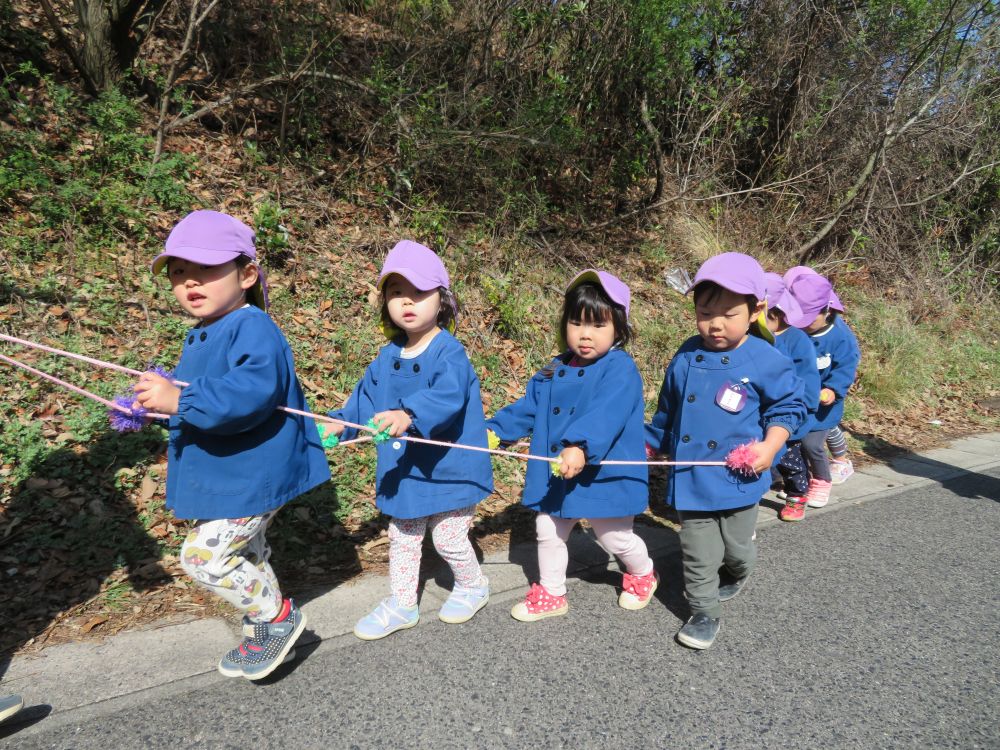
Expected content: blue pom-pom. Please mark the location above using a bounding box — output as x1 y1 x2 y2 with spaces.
109 394 147 432
146 363 174 380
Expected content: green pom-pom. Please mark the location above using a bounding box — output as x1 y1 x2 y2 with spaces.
318 424 340 449
550 460 562 477
366 419 393 444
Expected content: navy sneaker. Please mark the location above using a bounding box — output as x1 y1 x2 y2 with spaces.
718 572 750 603
218 616 298 678
236 600 307 681
0 694 23 724
676 613 721 649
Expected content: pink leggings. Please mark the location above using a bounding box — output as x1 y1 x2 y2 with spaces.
536 513 654 596
389 505 482 608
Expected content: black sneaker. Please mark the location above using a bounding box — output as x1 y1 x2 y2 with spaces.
676 613 721 649
240 600 307 681
718 572 750 603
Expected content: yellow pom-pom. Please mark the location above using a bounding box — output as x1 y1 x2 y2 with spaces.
487 429 500 450
550 459 562 477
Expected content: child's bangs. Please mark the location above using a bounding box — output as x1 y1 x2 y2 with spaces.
567 285 614 323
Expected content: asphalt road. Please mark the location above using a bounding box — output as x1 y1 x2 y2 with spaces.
6 469 999 750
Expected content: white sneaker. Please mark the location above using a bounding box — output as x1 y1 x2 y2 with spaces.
829 459 854 485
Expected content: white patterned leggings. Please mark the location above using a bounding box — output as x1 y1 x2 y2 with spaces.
179 512 282 623
389 505 482 608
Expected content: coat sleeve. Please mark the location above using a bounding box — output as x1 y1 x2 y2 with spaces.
824 329 860 400
793 337 821 415
397 355 473 437
328 360 379 441
758 354 806 436
486 374 542 442
561 358 643 463
175 320 289 435
645 351 684 453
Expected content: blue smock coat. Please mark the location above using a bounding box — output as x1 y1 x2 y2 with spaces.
167 306 331 520
773 326 820 440
809 316 860 431
486 348 648 519
329 330 493 519
645 335 805 512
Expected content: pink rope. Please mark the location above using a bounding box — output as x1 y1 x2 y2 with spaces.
1 334 735 469
0 333 374 435
0 352 169 419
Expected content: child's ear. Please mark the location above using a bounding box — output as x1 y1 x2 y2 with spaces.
239 263 260 291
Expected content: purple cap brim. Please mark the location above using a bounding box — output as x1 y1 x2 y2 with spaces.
151 247 243 276
566 269 631 319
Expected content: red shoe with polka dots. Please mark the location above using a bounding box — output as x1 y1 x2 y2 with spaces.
510 583 569 622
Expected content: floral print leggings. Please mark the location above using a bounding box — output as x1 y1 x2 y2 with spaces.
179 512 282 623
389 505 482 608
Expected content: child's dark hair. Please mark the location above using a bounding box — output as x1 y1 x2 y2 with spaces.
560 282 632 349
380 287 459 338
692 281 758 313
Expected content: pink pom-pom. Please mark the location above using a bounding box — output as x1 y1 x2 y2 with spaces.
109 394 147 432
725 441 758 477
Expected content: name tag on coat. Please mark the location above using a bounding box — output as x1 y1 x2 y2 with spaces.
715 381 748 413
816 353 832 370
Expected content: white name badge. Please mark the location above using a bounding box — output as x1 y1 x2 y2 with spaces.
816 354 832 370
715 381 748 413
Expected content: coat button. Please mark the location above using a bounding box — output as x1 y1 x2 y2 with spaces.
721 356 730 364
558 369 566 377
550 444 559 453
687 395 695 403
577 369 584 377
393 362 401 370
708 440 718 449
413 363 420 373
553 407 560 415
681 435 691 443
695 355 704 362
570 407 575 414
187 335 194 345
200 331 207 342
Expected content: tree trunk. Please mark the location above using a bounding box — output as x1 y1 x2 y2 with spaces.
77 1 122 91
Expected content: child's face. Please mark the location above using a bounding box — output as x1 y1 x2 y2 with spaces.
168 258 258 324
765 310 786 334
695 288 764 351
384 275 441 340
805 310 829 334
565 312 616 363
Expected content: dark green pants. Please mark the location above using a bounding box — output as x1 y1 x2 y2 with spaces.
677 503 758 618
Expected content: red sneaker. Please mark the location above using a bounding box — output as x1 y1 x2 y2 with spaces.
510 583 569 622
619 570 658 610
779 497 807 522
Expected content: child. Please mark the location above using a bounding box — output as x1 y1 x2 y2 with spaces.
133 210 331 680
647 253 805 649
785 270 860 508
762 273 821 522
487 270 655 621
785 267 860 484
324 241 494 640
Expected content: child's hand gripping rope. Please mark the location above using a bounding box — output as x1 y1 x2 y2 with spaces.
109 365 175 432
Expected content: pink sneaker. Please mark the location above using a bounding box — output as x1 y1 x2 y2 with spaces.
510 583 568 622
779 497 807 522
618 570 658 610
806 478 833 508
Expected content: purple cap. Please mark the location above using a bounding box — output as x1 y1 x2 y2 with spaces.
786 273 833 326
687 252 766 301
377 240 450 291
784 265 843 312
566 269 631 319
152 210 268 310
